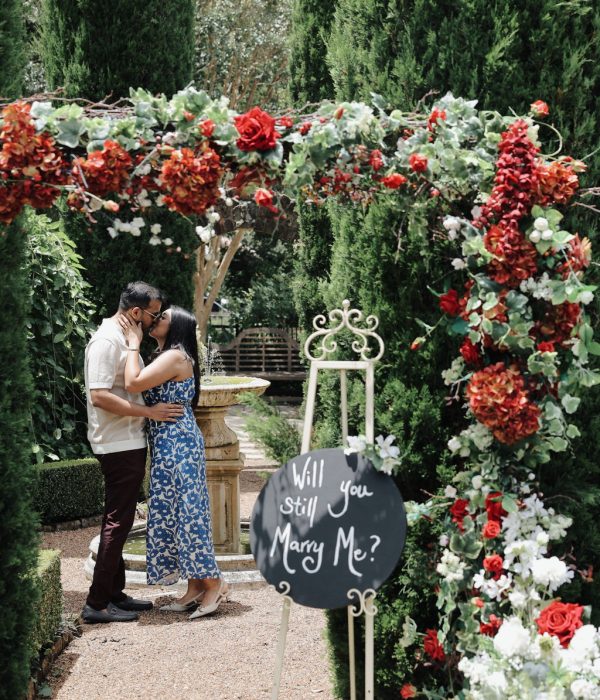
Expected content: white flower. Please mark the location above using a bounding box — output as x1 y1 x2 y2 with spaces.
531 556 573 591
131 216 146 229
150 223 162 235
541 229 554 241
580 291 594 305
439 534 449 547
472 475 483 490
207 211 221 224
436 549 467 583
155 194 166 206
534 217 549 231
107 226 118 239
443 216 462 232
444 485 457 498
379 458 395 475
163 237 173 246
345 435 367 454
508 589 528 608
451 257 467 270
494 617 531 657
375 434 400 460
196 225 214 243
471 205 482 219
225 197 234 206
399 615 418 648
148 236 161 246
448 436 462 453
571 679 600 699
529 230 542 243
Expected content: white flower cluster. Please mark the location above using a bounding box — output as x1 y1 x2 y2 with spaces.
345 434 401 475
520 272 554 301
460 620 600 699
437 548 468 583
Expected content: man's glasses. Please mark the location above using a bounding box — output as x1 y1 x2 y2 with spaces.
141 308 166 322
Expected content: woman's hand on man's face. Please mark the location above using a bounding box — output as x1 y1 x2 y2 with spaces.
117 312 143 346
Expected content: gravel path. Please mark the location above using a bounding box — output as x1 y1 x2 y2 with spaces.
41 405 336 700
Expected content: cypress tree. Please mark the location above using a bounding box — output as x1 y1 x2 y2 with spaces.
40 0 198 316
0 220 40 700
0 0 26 98
0 12 39 697
288 0 337 331
319 1 600 696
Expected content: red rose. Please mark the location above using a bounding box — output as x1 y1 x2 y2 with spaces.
409 153 428 173
369 149 384 171
381 173 407 189
254 187 278 214
439 289 461 316
199 119 215 138
480 614 502 637
277 116 294 129
234 107 278 152
530 100 549 118
536 601 583 648
485 492 507 523
482 520 501 539
428 108 447 131
400 683 417 698
483 554 504 579
423 629 445 662
537 341 556 353
450 498 470 532
299 122 312 135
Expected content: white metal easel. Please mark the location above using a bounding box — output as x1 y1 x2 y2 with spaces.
271 300 384 700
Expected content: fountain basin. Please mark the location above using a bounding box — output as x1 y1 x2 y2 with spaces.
84 521 266 589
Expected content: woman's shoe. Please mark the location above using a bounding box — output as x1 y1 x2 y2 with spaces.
159 591 204 612
189 580 227 620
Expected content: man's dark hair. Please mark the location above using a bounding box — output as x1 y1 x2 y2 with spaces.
118 281 168 311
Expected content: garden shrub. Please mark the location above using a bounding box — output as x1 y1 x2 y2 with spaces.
24 211 95 462
238 392 301 465
0 218 40 700
34 458 103 525
0 0 26 98
30 549 62 660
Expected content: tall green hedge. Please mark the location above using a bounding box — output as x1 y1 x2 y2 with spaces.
31 550 62 660
40 0 198 318
288 0 337 333
0 219 40 700
0 0 26 98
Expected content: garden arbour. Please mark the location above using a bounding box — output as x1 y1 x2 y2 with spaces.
2 86 600 698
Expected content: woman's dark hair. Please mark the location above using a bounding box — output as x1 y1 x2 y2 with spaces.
161 305 200 408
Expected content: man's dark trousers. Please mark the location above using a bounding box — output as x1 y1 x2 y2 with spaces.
86 447 147 610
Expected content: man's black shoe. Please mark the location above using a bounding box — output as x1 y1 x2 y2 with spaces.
113 595 153 612
82 602 139 623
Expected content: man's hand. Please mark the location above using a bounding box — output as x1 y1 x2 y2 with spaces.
146 402 185 422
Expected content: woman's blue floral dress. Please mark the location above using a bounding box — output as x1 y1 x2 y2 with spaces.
145 377 220 585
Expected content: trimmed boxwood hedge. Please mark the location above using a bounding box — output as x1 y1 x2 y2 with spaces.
31 550 62 659
34 458 103 524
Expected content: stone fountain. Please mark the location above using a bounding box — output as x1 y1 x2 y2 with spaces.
85 374 270 588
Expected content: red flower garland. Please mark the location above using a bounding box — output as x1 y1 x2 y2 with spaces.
159 145 222 216
423 629 446 662
0 102 68 223
72 140 133 198
466 363 541 444
475 120 539 229
483 223 538 288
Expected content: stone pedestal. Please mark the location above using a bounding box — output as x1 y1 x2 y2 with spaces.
194 377 270 554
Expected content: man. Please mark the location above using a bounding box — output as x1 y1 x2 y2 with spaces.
82 281 184 623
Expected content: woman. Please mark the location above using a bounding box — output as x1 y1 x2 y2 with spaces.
121 305 227 619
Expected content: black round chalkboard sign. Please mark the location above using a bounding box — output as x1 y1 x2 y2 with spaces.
250 448 407 609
